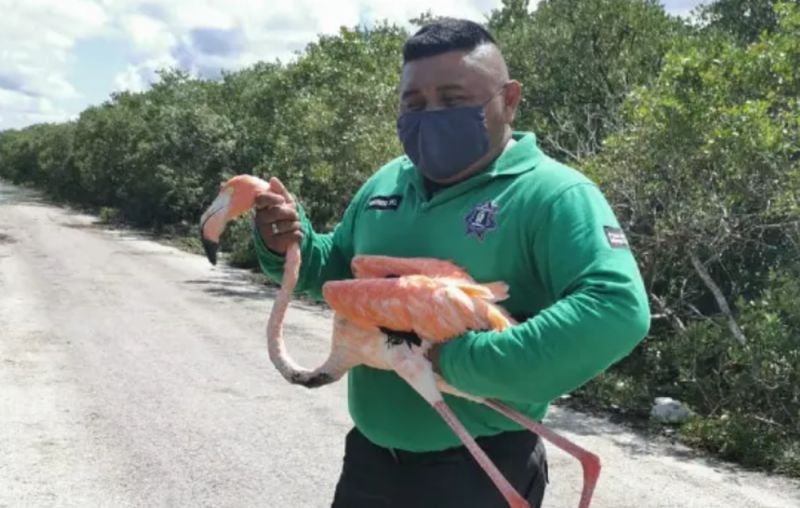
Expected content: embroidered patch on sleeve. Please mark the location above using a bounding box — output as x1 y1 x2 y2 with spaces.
367 195 403 211
603 226 630 249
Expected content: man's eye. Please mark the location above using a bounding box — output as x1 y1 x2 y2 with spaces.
442 96 463 107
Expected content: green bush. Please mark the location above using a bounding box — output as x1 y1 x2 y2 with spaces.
574 1 800 476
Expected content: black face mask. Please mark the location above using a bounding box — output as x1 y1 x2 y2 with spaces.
396 86 506 181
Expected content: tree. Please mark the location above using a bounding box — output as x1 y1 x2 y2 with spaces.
579 1 800 474
698 0 800 44
489 0 689 162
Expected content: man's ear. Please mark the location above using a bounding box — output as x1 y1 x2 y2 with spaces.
503 80 522 124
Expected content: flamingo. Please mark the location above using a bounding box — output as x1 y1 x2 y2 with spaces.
199 174 601 508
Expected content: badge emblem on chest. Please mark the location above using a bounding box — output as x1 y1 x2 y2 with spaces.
464 199 499 241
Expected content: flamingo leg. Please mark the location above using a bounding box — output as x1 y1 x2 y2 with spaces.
437 381 600 508
484 400 601 508
385 342 531 508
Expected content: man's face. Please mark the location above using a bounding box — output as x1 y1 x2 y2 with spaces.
398 47 521 182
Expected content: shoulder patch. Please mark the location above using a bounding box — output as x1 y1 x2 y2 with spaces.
464 200 499 241
603 226 629 249
367 194 403 211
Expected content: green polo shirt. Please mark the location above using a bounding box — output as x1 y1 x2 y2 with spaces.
254 131 650 452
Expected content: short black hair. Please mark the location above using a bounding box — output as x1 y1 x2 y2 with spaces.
402 17 498 64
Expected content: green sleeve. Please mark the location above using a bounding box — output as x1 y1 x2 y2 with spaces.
254 192 362 302
438 182 651 403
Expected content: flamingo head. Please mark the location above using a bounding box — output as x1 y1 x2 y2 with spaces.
200 174 270 265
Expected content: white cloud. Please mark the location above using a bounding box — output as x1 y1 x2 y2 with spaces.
0 89 73 128
0 0 703 131
0 0 110 127
107 0 370 92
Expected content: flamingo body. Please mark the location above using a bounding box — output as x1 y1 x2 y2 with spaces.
322 274 515 342
199 175 601 508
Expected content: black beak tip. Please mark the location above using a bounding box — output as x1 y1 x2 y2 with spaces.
201 236 218 266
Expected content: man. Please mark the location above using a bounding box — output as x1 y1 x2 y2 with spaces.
253 18 650 508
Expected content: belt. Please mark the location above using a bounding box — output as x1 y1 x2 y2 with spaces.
383 429 541 465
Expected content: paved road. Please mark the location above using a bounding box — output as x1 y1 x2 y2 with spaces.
1 183 799 508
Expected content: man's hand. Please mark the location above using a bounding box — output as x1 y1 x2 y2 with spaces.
254 177 303 254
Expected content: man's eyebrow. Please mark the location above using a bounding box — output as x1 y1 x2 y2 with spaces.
401 83 467 100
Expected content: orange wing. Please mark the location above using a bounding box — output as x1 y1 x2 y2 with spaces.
322 275 515 343
351 255 475 281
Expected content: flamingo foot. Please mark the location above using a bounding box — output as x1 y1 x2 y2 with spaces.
485 400 601 508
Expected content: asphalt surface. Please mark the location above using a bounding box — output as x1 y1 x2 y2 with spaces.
2 182 799 508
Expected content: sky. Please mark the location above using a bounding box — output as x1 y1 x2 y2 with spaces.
0 0 706 131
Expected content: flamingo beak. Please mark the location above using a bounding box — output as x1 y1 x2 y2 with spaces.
199 188 233 266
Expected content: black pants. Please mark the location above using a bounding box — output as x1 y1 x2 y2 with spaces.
331 427 549 508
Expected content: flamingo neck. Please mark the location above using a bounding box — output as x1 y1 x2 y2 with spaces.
266 244 305 378
265 243 342 387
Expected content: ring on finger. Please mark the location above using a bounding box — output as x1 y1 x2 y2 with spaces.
271 222 280 235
